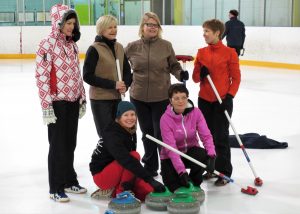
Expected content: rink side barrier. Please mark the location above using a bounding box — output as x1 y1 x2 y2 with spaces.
239 60 300 70
1 26 300 70
0 54 299 71
0 54 86 59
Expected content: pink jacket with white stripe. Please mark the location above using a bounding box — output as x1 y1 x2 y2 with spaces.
35 4 85 110
160 101 216 174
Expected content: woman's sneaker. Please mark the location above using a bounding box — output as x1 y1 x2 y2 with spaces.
65 184 87 194
91 187 114 200
50 192 70 202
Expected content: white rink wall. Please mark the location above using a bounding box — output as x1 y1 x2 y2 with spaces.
0 25 300 64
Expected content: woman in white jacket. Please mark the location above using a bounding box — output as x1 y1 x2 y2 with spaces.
35 4 86 202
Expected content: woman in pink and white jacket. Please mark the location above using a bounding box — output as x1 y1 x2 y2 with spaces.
35 4 86 202
160 83 216 192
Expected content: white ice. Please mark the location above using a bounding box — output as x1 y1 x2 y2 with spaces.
0 59 300 214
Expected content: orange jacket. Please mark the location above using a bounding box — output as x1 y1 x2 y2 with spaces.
192 40 241 102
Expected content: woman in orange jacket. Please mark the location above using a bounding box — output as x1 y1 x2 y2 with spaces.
192 19 241 186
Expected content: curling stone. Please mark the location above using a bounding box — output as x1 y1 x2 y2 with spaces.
167 193 200 214
108 191 141 214
174 182 205 203
145 187 173 211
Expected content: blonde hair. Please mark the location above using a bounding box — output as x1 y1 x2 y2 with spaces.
138 12 162 38
96 15 118 36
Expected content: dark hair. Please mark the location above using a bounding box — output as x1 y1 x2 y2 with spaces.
66 12 77 21
168 83 189 99
229 9 239 17
202 19 225 40
59 10 79 28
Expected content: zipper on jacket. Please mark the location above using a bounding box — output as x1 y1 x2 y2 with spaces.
43 53 47 61
62 40 70 60
147 40 150 101
73 44 78 60
181 115 188 152
210 48 214 76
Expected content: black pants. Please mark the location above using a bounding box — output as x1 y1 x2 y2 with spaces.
198 97 233 177
48 100 80 193
161 147 208 192
130 97 169 173
90 99 120 138
229 45 242 56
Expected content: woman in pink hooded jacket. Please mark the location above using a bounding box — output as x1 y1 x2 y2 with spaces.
35 4 86 202
160 83 216 192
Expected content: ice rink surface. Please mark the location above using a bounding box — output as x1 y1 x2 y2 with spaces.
0 59 300 214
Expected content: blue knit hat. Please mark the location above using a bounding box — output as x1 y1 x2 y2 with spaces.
116 101 136 118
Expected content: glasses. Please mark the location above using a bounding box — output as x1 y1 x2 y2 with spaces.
144 23 159 28
171 96 188 102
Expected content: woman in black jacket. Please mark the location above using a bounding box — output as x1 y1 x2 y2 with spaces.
89 101 165 201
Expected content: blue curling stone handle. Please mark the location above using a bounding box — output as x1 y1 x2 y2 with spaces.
111 191 137 204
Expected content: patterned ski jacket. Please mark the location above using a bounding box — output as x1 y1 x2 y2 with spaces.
160 100 216 174
192 40 240 102
35 4 86 110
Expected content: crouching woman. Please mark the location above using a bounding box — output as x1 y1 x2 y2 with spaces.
160 83 216 192
89 101 165 201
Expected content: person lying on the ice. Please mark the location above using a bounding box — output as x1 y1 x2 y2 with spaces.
89 101 166 201
160 83 216 192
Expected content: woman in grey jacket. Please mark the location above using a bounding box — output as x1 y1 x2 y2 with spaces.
125 12 189 177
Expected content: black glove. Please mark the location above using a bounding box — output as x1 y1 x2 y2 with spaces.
147 178 166 193
180 70 189 82
121 176 136 191
72 26 81 42
179 172 191 188
220 93 233 112
200 65 209 80
206 156 215 173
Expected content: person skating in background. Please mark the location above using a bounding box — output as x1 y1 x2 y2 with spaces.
35 4 87 202
89 101 166 201
160 84 216 192
193 19 241 186
125 12 189 177
222 9 246 56
83 15 132 139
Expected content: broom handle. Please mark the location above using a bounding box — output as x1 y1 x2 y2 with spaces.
146 134 262 194
206 75 259 179
145 134 233 183
147 134 205 168
116 59 124 100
